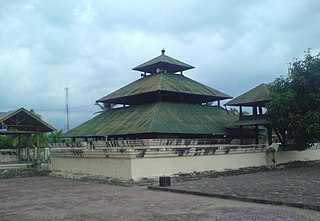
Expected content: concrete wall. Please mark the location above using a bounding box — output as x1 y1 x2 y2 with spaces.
0 154 18 164
130 152 266 179
51 156 132 179
276 149 320 164
50 147 320 180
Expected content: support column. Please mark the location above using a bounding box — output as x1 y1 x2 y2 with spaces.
18 135 21 162
259 106 263 115
255 125 259 145
36 129 40 165
253 105 257 116
267 126 272 146
240 126 244 145
27 135 31 163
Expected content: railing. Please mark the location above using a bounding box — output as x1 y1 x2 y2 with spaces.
0 149 17 156
239 114 269 121
50 139 267 158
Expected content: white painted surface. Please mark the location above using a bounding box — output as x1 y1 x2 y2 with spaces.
276 149 320 164
50 147 320 180
130 152 266 179
51 156 132 179
0 154 18 164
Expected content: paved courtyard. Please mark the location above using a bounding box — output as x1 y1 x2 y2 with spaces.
1 175 320 220
151 163 320 211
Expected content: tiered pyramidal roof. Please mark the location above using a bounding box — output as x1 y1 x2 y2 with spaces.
132 49 195 74
66 50 236 139
97 49 231 105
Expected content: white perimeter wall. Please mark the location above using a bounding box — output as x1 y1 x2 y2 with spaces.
50 148 320 180
130 152 266 179
51 157 132 178
276 149 320 164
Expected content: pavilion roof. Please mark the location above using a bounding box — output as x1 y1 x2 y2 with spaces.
0 108 55 133
225 83 270 107
64 102 237 138
97 72 232 104
229 116 272 127
132 49 195 74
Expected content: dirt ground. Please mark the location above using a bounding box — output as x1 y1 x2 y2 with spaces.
0 176 319 221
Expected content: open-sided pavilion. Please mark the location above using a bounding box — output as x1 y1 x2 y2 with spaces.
0 108 55 164
225 83 274 145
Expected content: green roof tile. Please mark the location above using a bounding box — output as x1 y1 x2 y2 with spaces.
64 102 238 137
97 72 232 103
132 49 194 74
225 83 270 106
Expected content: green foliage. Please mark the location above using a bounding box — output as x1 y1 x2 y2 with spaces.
0 136 15 149
48 129 64 143
94 102 115 114
267 49 320 150
228 108 249 116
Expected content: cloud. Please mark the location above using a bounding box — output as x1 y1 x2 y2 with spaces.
1 0 320 130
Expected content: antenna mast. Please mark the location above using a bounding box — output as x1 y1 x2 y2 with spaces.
65 87 70 132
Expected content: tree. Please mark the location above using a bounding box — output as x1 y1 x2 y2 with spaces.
48 129 64 143
94 102 115 114
0 136 15 149
267 50 320 150
228 107 249 116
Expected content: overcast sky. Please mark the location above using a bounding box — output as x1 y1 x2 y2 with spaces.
1 0 320 131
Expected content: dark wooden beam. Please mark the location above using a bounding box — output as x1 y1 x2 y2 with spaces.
253 106 257 116
255 125 259 145
274 128 284 144
5 124 38 128
0 131 42 135
240 126 244 145
267 126 272 146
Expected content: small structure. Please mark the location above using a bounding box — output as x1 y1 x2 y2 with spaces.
0 108 55 164
225 83 273 145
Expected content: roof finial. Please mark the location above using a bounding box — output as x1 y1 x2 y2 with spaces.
161 48 165 55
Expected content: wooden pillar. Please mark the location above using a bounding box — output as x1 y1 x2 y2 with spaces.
240 126 244 145
267 126 272 146
239 106 243 117
36 129 40 164
18 135 21 162
217 100 220 106
255 125 259 145
253 105 257 116
27 135 31 163
259 106 263 115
